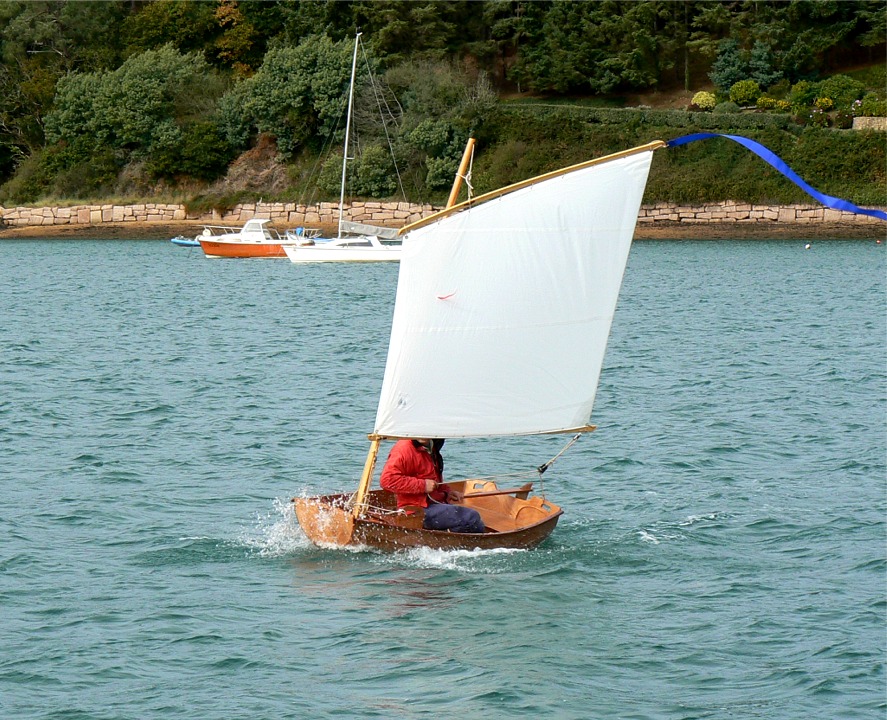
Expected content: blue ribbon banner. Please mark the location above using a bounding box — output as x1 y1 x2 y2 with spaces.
666 133 887 222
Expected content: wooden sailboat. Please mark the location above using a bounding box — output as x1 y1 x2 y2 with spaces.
294 139 667 550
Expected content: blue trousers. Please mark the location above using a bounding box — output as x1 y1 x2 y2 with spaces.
423 503 485 533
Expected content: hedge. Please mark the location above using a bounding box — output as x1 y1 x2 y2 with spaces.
473 105 886 207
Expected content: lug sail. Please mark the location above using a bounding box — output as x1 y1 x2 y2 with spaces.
374 145 659 439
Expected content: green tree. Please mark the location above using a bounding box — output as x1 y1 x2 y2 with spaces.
44 45 225 177
511 0 671 94
221 35 358 158
709 38 746 91
0 0 128 175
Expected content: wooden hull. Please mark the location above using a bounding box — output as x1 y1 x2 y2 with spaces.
294 483 562 552
198 240 286 258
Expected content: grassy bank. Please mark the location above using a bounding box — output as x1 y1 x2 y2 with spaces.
472 106 886 208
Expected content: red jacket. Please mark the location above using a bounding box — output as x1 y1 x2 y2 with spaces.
380 439 450 509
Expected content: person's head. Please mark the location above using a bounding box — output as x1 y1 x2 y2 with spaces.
413 438 432 450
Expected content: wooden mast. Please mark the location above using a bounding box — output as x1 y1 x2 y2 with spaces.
351 437 380 518
446 137 476 209
350 137 477 520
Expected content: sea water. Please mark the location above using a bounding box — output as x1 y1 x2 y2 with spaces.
0 237 883 719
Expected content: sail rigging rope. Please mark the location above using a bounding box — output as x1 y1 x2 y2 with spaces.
667 133 887 221
462 432 585 497
360 40 408 203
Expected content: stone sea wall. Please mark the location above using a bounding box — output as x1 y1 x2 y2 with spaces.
637 202 884 226
0 200 437 229
1 199 884 230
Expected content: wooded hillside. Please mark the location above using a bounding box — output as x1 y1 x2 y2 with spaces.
0 0 884 208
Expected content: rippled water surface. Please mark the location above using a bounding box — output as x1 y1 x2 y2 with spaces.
1 237 884 719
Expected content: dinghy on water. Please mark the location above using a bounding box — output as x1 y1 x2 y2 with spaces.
293 133 885 552
294 141 665 550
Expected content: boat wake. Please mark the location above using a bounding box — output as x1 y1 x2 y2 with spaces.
377 545 527 573
238 497 312 557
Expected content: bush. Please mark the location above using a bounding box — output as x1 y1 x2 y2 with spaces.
729 79 761 106
856 93 887 117
757 97 792 114
50 148 123 198
766 78 792 100
788 80 820 108
713 101 741 114
147 121 234 181
691 91 716 111
0 151 51 203
352 144 398 197
814 97 834 111
808 107 831 128
818 74 865 109
834 110 854 129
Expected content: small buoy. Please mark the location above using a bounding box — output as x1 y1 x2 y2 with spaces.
877 239 882 245
804 243 812 250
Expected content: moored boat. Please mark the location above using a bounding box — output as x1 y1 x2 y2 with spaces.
284 33 405 265
197 218 288 258
170 235 200 247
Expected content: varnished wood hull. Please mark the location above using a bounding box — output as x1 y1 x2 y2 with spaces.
294 483 563 552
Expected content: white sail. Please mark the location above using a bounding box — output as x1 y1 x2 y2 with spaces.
373 148 656 438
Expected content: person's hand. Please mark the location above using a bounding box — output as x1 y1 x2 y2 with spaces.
447 490 464 503
425 479 437 493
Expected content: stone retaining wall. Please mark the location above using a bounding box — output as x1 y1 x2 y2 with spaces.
1 199 884 229
0 200 437 229
637 202 884 225
852 116 887 131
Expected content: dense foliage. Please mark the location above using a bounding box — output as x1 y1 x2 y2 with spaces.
0 0 883 206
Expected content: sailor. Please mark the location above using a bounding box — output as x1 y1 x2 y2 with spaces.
380 438 485 533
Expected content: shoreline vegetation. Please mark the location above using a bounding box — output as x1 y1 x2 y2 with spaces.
1 3 883 222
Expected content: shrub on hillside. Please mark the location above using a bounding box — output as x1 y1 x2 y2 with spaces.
834 110 854 129
713 101 741 114
756 96 792 113
147 121 234 181
808 107 831 128
729 80 761 106
691 91 716 111
788 80 820 108
856 93 887 117
818 74 865 109
353 144 398 197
